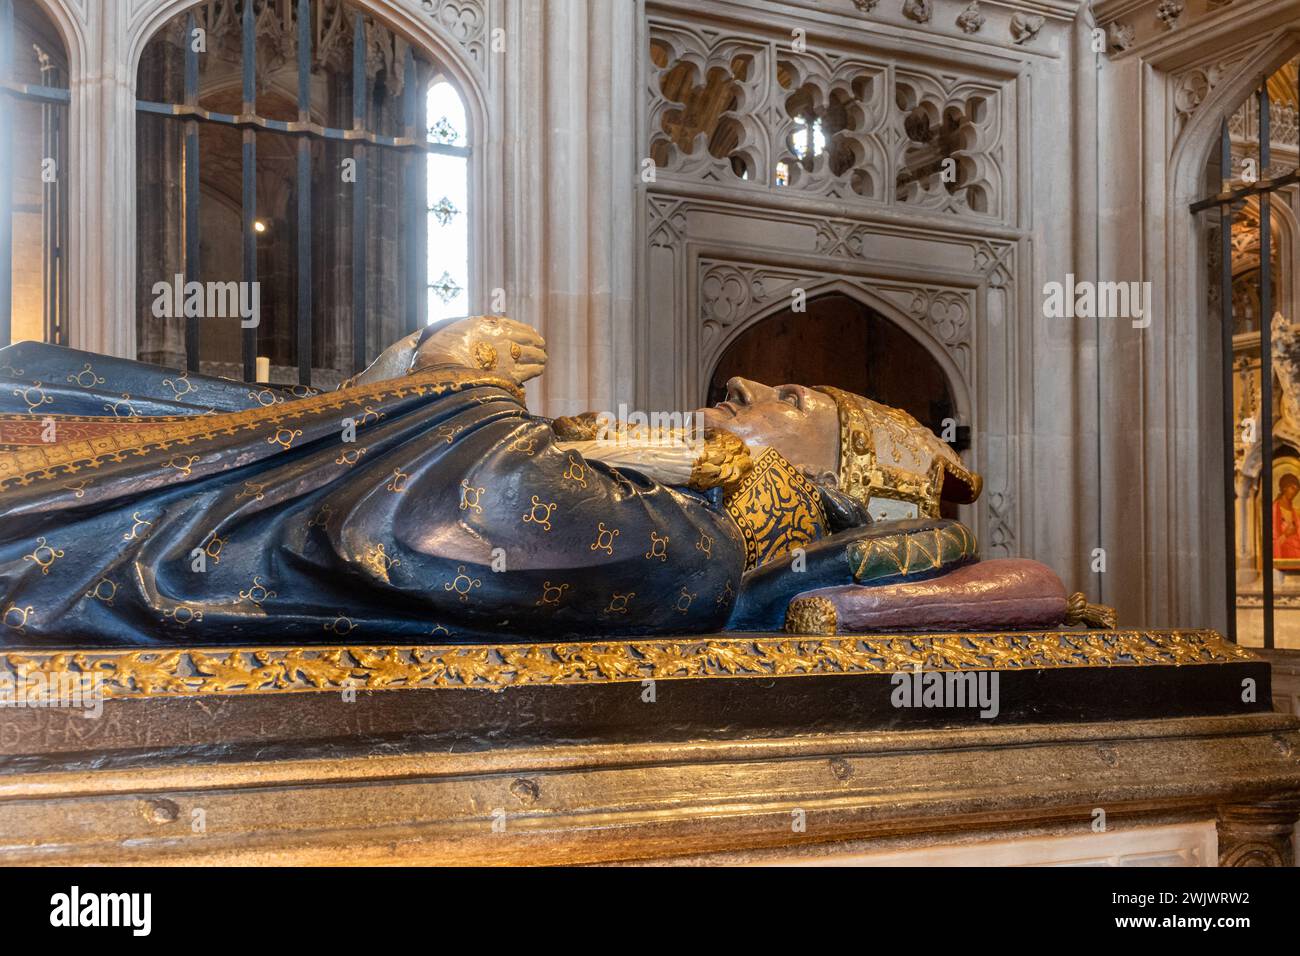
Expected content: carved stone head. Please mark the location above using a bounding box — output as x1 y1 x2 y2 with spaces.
700 376 981 520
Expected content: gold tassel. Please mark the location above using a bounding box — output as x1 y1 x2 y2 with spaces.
1065 592 1118 629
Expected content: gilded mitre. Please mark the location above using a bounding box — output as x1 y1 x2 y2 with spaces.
816 386 982 520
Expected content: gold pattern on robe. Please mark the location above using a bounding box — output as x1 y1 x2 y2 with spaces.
435 423 465 444
605 592 635 614
235 481 266 502
13 382 52 412
365 543 400 579
162 372 195 400
267 427 303 450
84 579 118 607
164 454 201 477
67 364 105 388
590 522 619 556
237 576 277 606
696 531 713 560
506 432 538 456
23 536 64 575
323 615 358 636
562 453 588 488
522 496 557 532
722 447 825 571
536 581 569 607
162 605 203 627
460 479 485 513
2 603 34 634
386 468 410 493
199 532 225 565
645 531 669 561
124 512 153 541
444 566 481 602
104 394 139 418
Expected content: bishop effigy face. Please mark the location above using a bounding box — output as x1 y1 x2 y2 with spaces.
699 378 841 486
0 315 1105 648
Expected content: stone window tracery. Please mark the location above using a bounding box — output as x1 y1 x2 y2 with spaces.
649 38 759 181
646 24 1005 219
777 65 881 198
894 78 997 215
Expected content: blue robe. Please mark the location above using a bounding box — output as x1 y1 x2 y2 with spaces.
0 344 974 647
0 343 746 646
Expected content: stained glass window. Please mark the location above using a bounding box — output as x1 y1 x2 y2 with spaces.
427 80 470 324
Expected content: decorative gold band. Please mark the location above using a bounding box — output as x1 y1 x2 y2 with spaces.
0 630 1255 700
0 366 525 492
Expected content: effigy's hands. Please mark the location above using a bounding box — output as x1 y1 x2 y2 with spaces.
412 316 547 387
350 316 546 387
554 418 753 494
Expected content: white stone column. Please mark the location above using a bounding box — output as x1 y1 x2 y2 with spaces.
501 0 637 418
65 0 136 357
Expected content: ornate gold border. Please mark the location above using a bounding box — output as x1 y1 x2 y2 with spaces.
0 629 1257 699
0 366 524 491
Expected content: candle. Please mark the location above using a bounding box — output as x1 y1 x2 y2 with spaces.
256 356 270 383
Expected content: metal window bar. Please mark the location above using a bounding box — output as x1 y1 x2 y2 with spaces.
0 0 14 351
351 11 366 376
295 0 311 386
240 0 256 382
1191 72 1300 650
183 11 201 373
402 46 425 337
133 0 467 383
0 0 71 350
40 51 67 346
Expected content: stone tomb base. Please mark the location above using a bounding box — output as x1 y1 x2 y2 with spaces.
0 629 1296 865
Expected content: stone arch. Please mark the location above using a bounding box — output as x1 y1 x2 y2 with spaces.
126 1 485 113
122 0 492 336
701 277 974 427
1123 31 1300 628
28 1 87 77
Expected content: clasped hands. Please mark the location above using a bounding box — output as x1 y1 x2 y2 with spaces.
353 315 546 389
